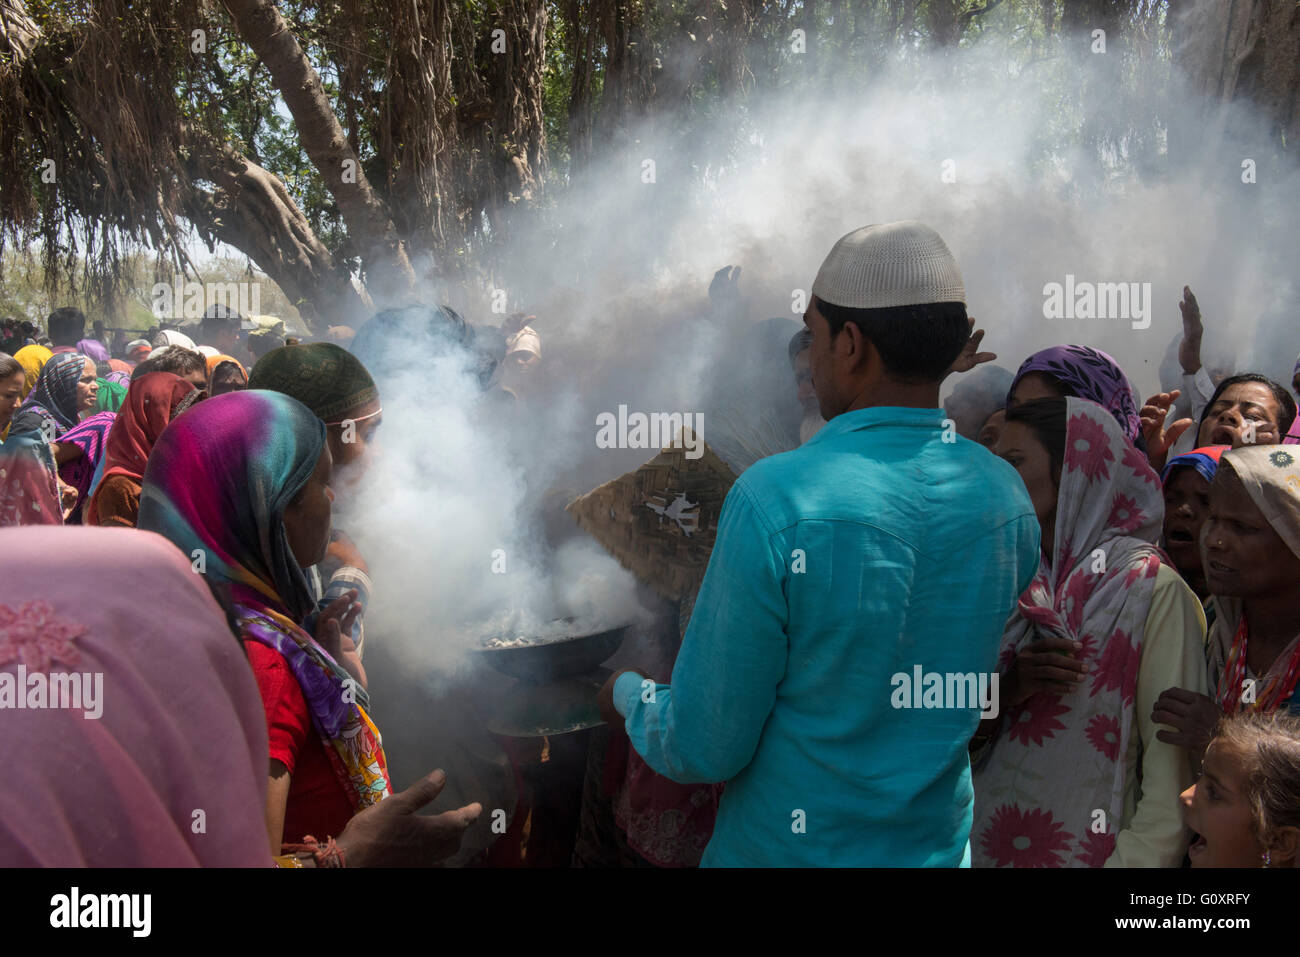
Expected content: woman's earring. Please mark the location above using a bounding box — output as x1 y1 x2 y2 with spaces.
1263 850 1271 868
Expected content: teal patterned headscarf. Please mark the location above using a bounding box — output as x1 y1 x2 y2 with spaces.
136 388 391 808
137 389 326 622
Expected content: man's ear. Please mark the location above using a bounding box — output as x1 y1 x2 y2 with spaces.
840 320 879 376
835 319 857 360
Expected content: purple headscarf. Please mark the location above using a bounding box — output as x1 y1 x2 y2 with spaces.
1010 345 1142 444
76 338 110 363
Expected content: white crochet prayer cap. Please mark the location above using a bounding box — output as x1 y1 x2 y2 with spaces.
811 221 965 309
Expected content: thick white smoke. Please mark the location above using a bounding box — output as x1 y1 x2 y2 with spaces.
333 27 1298 838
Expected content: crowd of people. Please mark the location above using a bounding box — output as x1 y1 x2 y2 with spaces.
2 225 1299 868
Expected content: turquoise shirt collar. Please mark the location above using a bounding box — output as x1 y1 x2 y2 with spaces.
803 405 947 447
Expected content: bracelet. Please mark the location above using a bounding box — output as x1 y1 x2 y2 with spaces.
280 834 347 868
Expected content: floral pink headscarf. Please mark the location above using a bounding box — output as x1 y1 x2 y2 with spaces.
0 527 270 866
972 397 1166 867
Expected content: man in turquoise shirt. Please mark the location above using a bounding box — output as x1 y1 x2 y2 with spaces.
598 222 1040 866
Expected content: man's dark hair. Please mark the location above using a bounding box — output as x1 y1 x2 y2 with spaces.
1198 373 1297 437
1004 397 1068 488
813 296 967 383
131 346 207 381
200 304 243 341
47 307 86 346
246 331 284 360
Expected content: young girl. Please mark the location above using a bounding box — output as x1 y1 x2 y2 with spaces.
1182 711 1300 867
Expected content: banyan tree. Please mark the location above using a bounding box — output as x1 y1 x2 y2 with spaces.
0 0 1295 331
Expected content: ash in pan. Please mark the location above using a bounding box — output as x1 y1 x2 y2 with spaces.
479 620 607 649
482 635 546 649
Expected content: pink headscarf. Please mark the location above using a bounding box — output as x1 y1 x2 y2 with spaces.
0 527 271 866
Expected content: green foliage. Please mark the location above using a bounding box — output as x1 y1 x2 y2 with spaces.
3 0 1182 319
0 249 304 330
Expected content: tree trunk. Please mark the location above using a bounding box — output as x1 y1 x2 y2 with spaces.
488 0 548 210
183 132 369 331
593 0 654 146
220 0 417 304
927 0 961 47
0 0 38 59
1170 0 1300 157
565 0 599 172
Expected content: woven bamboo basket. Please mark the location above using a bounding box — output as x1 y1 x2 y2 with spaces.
566 427 736 601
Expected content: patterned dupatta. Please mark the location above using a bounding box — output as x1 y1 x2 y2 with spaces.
1205 445 1300 715
0 427 60 527
9 352 88 438
235 600 390 810
137 389 391 811
84 372 195 526
56 411 116 524
972 397 1165 867
1210 613 1300 715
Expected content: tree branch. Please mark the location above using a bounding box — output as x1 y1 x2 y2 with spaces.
961 0 1005 26
219 0 416 304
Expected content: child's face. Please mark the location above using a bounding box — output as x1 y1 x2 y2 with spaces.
1181 739 1262 867
1162 467 1211 585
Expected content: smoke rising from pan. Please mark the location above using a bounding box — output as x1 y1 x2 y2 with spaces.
349 25 1298 679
